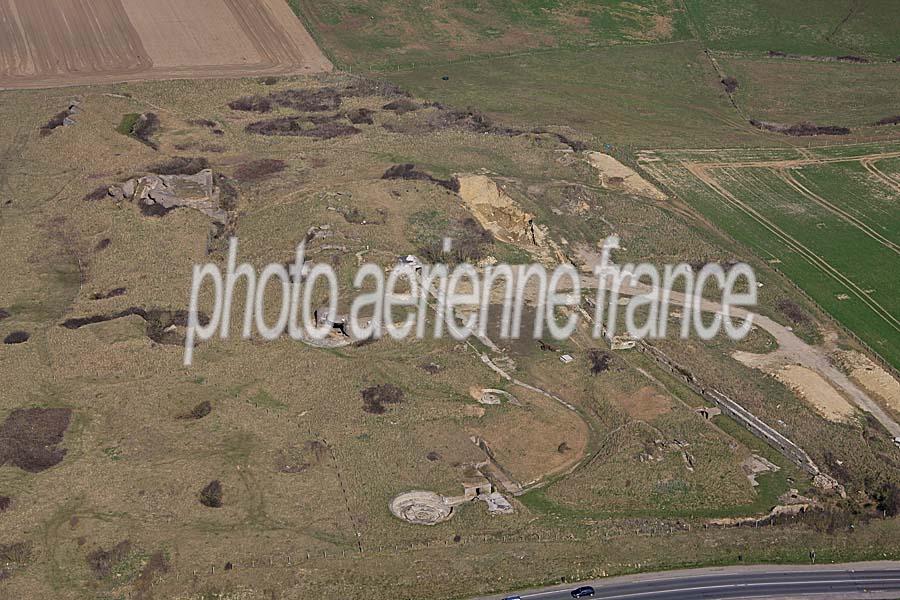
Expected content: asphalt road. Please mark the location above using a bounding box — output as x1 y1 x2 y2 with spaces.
479 563 900 600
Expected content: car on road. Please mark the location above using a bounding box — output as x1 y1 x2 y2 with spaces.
502 596 522 600
571 586 595 598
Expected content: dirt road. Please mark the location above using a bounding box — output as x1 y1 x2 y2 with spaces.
598 274 900 438
0 0 331 90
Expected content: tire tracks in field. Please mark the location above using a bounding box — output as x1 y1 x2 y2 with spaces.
776 168 900 255
861 158 900 194
686 163 900 333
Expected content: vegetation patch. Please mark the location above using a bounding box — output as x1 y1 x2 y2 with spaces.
721 76 739 94
233 159 286 182
587 348 612 375
179 400 212 420
0 408 72 472
61 307 209 346
87 540 132 579
874 115 900 126
345 107 375 124
228 95 273 113
245 116 361 139
382 98 419 114
382 163 458 192
776 298 812 326
750 119 850 136
269 88 343 112
91 287 127 300
83 185 110 201
3 331 30 344
147 156 210 176
118 112 160 149
39 110 71 136
200 480 223 508
361 384 404 414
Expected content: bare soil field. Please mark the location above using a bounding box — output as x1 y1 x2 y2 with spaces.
0 0 330 90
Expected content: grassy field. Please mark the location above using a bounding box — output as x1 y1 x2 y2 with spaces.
288 0 692 69
685 0 900 58
719 57 900 127
388 41 769 148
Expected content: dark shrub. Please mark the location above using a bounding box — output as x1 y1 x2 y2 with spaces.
228 95 273 113
269 88 342 111
233 159 286 182
40 111 70 136
132 113 160 148
721 76 739 94
345 108 375 124
0 407 72 472
382 163 458 192
0 308 9 321
750 119 850 136
83 185 110 202
180 400 212 420
776 298 811 325
417 215 492 265
246 116 304 136
3 331 29 344
200 480 223 507
588 348 612 375
87 541 131 578
875 482 900 517
0 542 30 565
91 287 127 300
188 118 218 128
0 496 9 511
382 98 419 114
874 115 900 126
361 384 404 414
148 156 209 175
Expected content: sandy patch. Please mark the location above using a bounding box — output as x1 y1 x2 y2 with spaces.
456 174 569 265
455 174 543 245
834 350 900 414
462 404 486 418
585 152 667 201
775 365 857 422
615 385 673 421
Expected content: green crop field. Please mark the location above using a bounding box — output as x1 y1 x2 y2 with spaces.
642 144 900 369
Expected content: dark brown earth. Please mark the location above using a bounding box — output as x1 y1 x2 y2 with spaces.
0 408 73 473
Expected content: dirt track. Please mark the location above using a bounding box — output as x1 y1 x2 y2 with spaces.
0 0 331 90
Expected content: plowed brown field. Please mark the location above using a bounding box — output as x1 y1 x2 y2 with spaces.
0 0 331 89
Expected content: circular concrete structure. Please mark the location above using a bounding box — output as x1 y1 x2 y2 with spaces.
389 491 453 525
